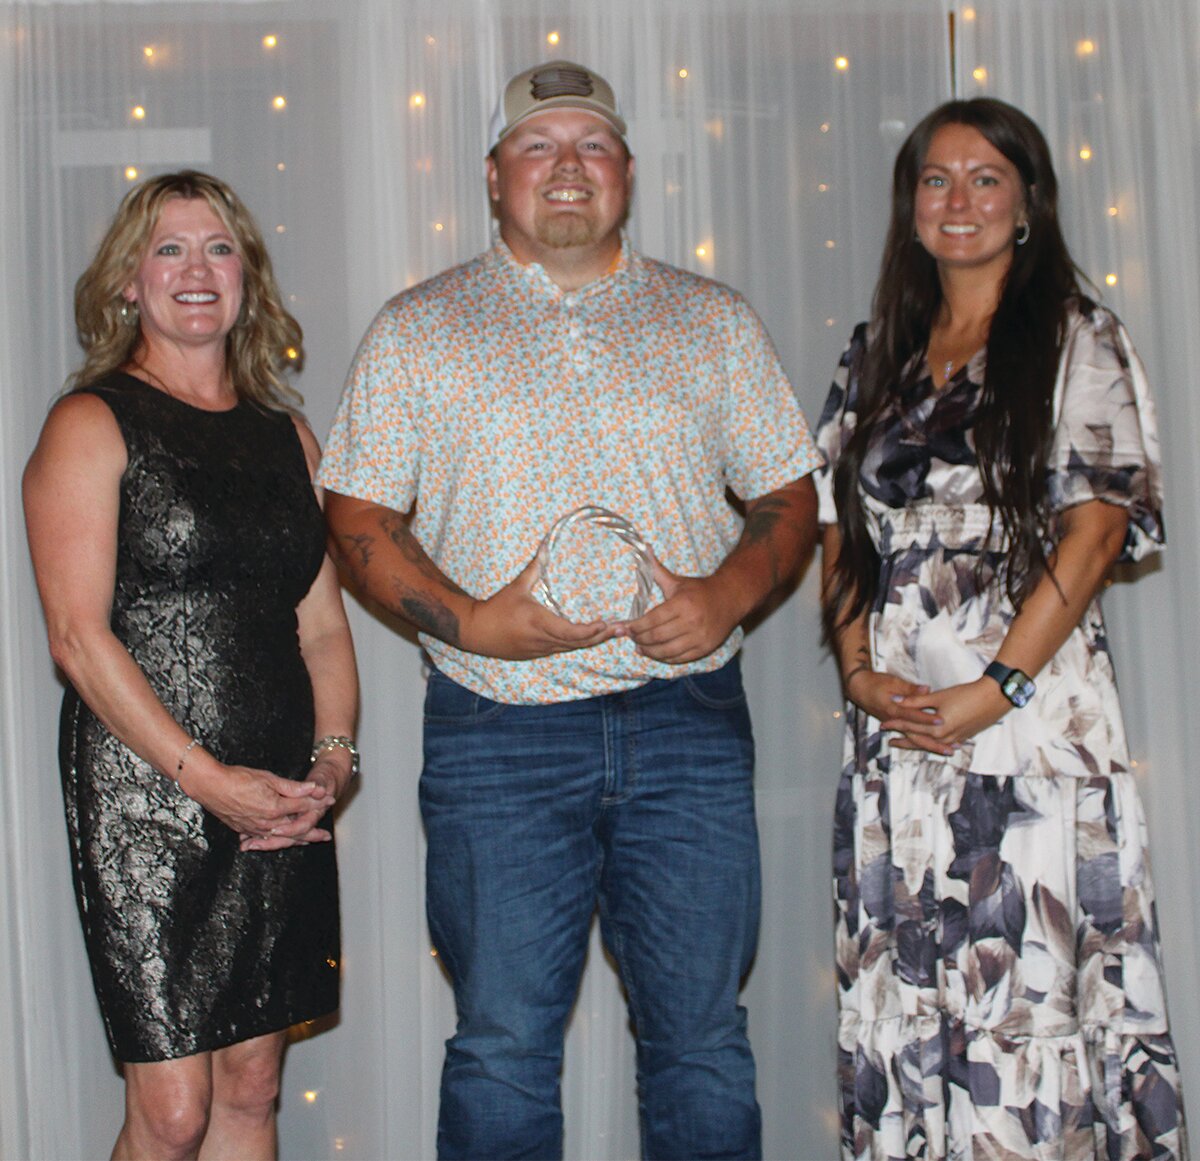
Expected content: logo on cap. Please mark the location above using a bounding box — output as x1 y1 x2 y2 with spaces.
529 65 595 102
487 59 626 153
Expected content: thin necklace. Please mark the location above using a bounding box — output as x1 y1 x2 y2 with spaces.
130 360 234 409
130 360 176 400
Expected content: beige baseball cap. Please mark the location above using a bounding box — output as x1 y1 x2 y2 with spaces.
488 60 627 152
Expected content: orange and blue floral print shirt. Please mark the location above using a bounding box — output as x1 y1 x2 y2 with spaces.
317 238 820 704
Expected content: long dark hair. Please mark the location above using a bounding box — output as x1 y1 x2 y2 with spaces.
825 98 1085 637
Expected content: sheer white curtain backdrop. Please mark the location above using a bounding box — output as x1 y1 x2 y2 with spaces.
1 2 1197 1158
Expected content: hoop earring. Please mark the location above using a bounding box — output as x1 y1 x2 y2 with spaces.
119 300 138 325
1015 222 1030 246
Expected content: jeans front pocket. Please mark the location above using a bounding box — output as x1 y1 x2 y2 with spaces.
681 655 748 711
423 668 508 726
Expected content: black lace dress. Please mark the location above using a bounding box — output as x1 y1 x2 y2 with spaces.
58 371 340 1063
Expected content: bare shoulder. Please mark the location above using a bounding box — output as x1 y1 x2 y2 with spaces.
25 392 126 485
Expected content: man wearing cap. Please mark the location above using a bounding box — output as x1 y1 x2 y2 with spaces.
319 59 820 1160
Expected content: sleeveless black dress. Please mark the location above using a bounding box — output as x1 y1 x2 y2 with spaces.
58 372 340 1063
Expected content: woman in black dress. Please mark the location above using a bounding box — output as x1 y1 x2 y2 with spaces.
23 171 358 1160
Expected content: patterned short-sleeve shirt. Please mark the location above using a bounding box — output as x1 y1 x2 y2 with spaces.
317 238 819 704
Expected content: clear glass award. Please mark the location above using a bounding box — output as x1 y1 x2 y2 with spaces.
533 506 654 623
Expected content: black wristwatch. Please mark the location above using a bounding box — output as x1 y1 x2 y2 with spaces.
984 661 1036 708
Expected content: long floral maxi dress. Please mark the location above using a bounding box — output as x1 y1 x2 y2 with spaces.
814 304 1186 1160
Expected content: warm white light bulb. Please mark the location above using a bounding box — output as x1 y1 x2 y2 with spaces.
272 95 287 110
834 56 849 71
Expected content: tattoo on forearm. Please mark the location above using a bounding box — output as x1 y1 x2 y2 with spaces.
378 511 469 596
351 512 466 643
393 583 462 645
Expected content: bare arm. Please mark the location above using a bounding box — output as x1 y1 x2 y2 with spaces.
820 523 933 722
324 490 616 660
294 420 360 785
885 499 1130 752
242 420 361 850
23 394 326 836
622 475 819 664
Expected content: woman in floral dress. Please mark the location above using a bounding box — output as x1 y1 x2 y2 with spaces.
816 98 1186 1159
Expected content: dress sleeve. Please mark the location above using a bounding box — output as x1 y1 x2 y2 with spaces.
1048 306 1164 561
814 323 868 526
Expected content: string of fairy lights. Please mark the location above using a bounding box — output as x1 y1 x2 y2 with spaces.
117 16 1125 295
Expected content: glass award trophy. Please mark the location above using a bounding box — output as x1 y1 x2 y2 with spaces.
533 506 654 623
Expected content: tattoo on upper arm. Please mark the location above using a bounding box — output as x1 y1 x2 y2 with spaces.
337 532 375 589
743 495 788 544
742 494 792 587
343 532 374 567
379 510 413 551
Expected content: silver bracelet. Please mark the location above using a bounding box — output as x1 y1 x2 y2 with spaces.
311 734 360 779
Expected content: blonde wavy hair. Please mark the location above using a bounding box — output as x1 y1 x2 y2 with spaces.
70 170 304 409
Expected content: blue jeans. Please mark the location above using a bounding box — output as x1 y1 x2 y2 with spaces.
421 656 762 1160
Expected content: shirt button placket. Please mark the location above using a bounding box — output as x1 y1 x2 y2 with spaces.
563 296 585 368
